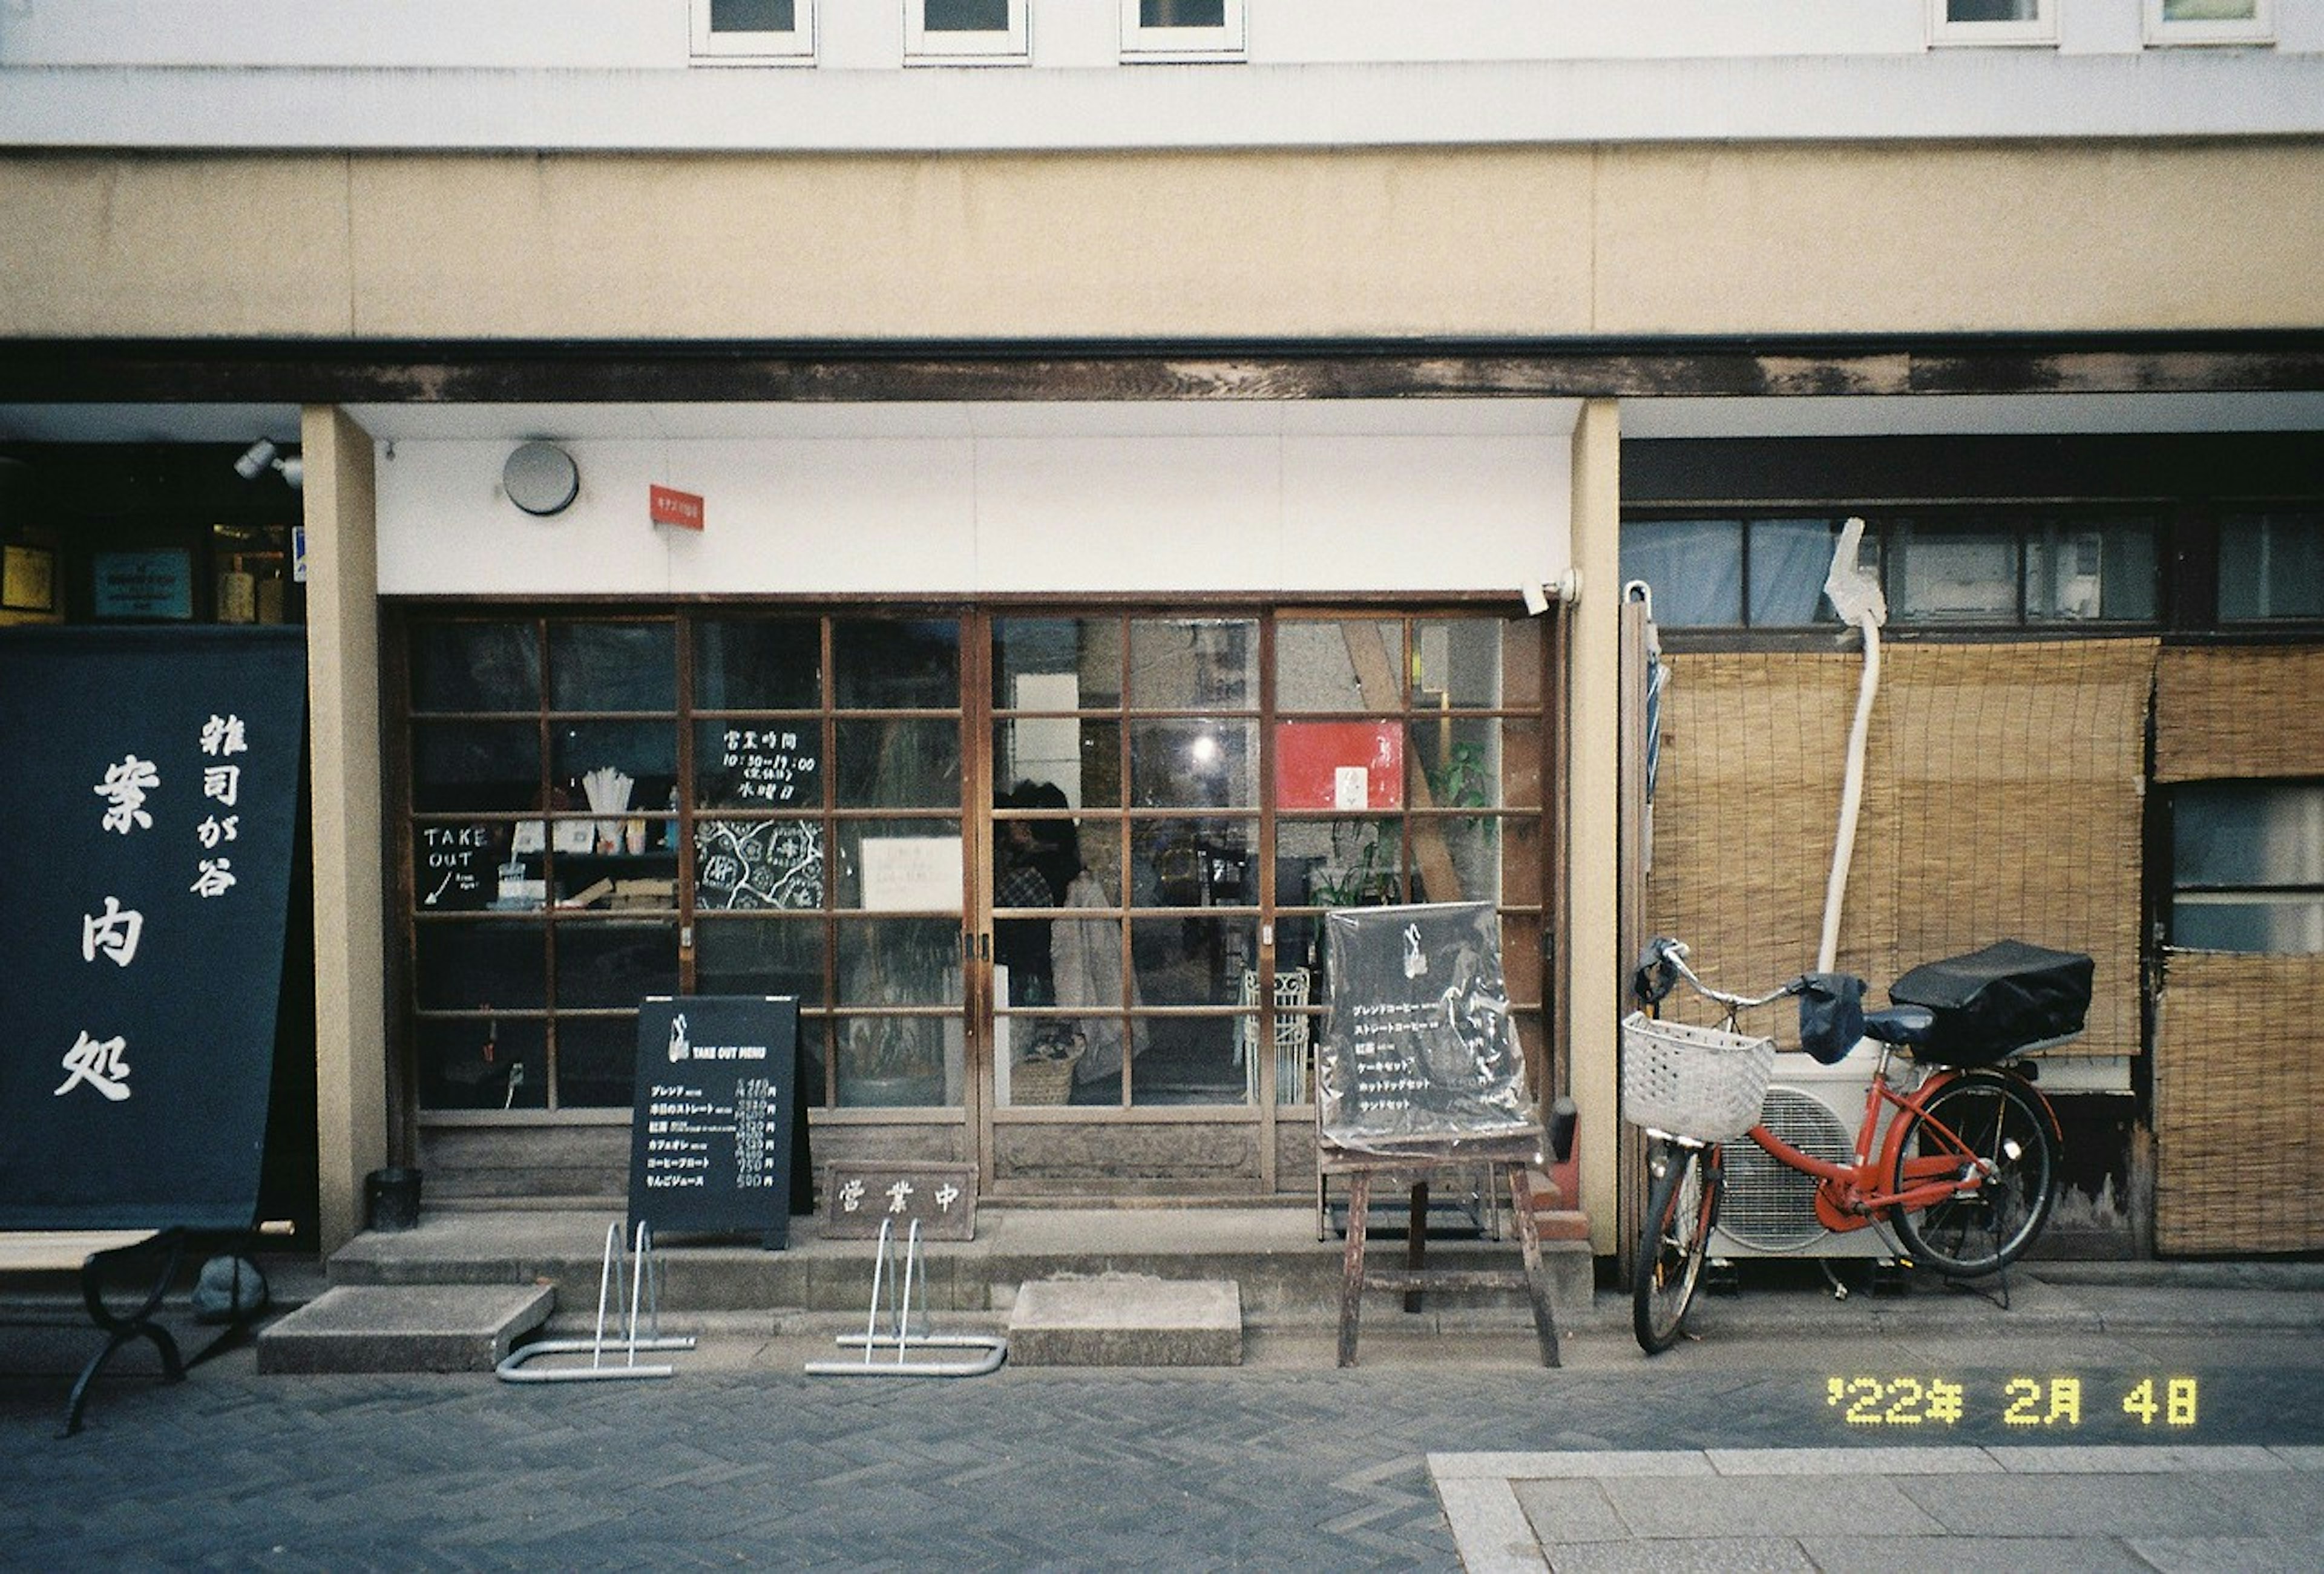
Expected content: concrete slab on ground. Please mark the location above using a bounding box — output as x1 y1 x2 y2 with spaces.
255 1282 554 1375
1009 1275 1242 1366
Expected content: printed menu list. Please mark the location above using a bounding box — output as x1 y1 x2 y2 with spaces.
626 995 800 1248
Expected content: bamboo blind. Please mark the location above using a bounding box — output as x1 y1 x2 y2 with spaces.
2155 646 2324 782
1646 640 2155 1055
2153 949 2324 1254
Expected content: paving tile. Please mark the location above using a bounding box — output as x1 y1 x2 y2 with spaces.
2125 1533 2324 1573
1705 1445 1999 1476
1983 1444 2287 1474
1599 1474 1946 1540
1897 1474 2256 1539
1512 1477 1626 1543
1802 1535 2144 1572
1432 1478 1546 1574
1541 1536 1817 1573
1430 1449 1713 1480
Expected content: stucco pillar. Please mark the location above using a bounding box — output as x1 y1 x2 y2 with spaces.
1566 399 1622 1252
301 405 386 1252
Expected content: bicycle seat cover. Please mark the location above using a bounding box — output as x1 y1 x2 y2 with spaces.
1861 1005 1936 1046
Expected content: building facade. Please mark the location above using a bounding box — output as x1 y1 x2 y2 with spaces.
4 1 2320 1258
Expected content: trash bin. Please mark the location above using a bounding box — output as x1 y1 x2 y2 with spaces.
365 1166 422 1231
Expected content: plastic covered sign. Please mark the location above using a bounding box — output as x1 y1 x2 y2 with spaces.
1318 901 1537 1155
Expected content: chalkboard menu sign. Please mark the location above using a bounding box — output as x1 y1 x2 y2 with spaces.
627 995 802 1248
0 626 304 1230
1318 902 1537 1157
416 824 493 911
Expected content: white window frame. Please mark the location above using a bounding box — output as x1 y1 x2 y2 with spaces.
1926 0 2057 47
1119 0 1246 63
2144 0 2274 46
906 0 1029 65
691 0 817 66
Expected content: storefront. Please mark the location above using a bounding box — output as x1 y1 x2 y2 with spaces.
366 400 1578 1205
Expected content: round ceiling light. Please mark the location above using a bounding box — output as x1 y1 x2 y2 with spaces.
503 441 579 517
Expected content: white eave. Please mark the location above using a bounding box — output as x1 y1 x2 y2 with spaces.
4 53 2324 153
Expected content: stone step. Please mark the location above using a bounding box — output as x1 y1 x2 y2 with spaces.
256 1283 555 1374
1008 1276 1242 1366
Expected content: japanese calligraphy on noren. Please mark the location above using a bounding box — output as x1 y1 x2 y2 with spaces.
1 626 306 1231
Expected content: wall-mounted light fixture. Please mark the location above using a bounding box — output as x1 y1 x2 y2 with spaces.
1521 569 1581 616
232 439 303 490
503 441 580 517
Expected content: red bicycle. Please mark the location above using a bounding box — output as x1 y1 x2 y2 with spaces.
1623 936 2089 1354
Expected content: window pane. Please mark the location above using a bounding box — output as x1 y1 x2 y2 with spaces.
1130 718 1257 807
711 0 795 31
1414 814 1501 905
995 615 1120 709
926 0 1008 28
1413 717 1504 810
833 618 958 709
2219 512 2324 621
1747 517 1840 626
556 921 679 1008
833 818 959 909
1129 617 1256 709
695 721 822 811
547 621 674 712
835 1014 951 1106
554 1016 640 1109
838 918 964 1008
419 1017 542 1110
551 721 677 825
1143 0 1225 24
996 718 1121 810
1620 520 1743 626
2174 783 2324 887
2027 518 2156 621
694 617 820 710
1276 619 1400 713
1410 619 1508 710
411 621 537 712
415 920 545 1011
2173 896 2324 954
835 717 960 808
1132 818 1255 910
2163 0 2257 18
695 818 826 911
1948 0 2039 18
695 917 827 1006
1891 523 2017 622
412 720 540 813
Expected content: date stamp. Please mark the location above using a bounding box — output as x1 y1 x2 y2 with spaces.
1825 1375 2199 1429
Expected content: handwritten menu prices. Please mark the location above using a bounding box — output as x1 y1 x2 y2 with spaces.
627 995 801 1248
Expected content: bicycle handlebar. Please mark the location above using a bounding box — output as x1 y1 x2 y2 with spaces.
1635 937 1804 1014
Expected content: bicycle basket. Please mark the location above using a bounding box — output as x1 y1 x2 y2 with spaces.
1620 1011 1775 1141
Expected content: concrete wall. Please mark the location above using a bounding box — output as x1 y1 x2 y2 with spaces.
5 142 2322 342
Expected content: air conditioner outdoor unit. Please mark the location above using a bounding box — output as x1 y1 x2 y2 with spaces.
1711 1039 1914 1261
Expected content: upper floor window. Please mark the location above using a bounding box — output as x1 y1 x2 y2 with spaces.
2217 510 2323 623
908 0 1029 64
2145 0 2274 45
1620 512 2159 632
693 0 816 65
1121 0 1246 62
1929 0 2056 46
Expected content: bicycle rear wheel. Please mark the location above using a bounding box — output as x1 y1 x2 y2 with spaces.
1633 1139 1720 1354
1891 1071 2058 1277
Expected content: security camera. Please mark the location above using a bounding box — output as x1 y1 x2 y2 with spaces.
233 439 278 480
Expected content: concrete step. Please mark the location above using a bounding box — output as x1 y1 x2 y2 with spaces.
328 1208 1595 1326
255 1283 555 1374
1008 1276 1242 1366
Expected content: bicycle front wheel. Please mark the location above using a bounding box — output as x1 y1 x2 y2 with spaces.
1891 1072 2058 1277
1633 1139 1720 1354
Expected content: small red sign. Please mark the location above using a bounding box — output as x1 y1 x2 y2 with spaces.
650 485 704 531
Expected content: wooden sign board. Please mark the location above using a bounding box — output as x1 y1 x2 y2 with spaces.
822 1161 978 1241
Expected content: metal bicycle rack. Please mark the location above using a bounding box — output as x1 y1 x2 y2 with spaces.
497 1220 697 1383
804 1218 1007 1379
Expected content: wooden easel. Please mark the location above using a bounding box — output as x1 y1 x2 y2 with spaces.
1320 1132 1560 1369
